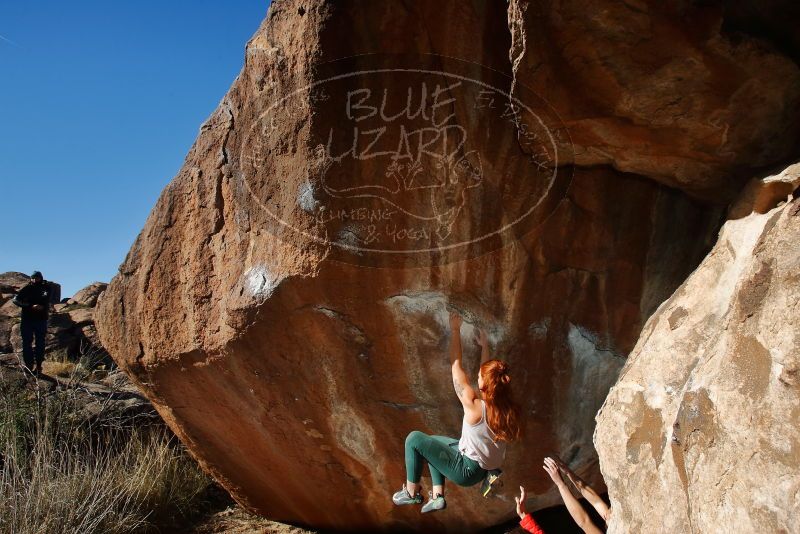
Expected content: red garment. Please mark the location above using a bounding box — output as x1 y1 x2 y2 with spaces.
520 513 545 534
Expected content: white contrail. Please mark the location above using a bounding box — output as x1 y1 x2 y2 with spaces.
0 33 19 47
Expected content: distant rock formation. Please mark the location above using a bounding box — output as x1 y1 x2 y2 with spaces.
595 165 800 533
95 0 800 531
0 272 31 353
68 282 108 308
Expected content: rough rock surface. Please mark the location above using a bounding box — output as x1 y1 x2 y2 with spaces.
0 272 30 294
508 0 800 199
0 272 30 353
595 169 800 533
95 1 800 531
68 282 108 307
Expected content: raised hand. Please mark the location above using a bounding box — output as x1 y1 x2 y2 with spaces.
551 455 583 488
551 455 570 472
543 457 564 486
548 455 610 523
449 311 462 331
475 326 491 364
514 485 528 519
474 328 488 347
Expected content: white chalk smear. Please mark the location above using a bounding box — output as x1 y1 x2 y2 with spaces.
244 264 282 300
557 323 625 469
385 291 505 345
297 180 319 213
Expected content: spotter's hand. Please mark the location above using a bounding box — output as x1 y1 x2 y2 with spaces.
515 485 528 519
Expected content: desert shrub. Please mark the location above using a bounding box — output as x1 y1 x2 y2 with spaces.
0 374 213 533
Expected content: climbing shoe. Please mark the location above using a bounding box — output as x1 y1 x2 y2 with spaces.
480 469 503 497
421 492 446 513
392 486 423 506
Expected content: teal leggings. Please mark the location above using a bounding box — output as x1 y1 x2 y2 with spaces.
404 431 485 487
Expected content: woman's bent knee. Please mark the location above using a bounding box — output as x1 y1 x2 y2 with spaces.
405 430 425 447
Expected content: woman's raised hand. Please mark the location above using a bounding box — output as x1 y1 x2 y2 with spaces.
449 311 462 331
474 328 489 347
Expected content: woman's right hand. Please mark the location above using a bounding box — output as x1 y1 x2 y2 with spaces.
474 328 489 347
449 311 462 331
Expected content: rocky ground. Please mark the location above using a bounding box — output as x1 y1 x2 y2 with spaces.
194 507 315 534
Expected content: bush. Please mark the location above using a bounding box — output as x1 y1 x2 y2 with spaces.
0 374 214 533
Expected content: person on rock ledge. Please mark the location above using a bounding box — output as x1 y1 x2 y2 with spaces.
13 271 51 377
392 311 521 513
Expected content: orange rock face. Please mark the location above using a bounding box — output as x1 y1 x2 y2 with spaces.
508 0 800 199
96 1 800 531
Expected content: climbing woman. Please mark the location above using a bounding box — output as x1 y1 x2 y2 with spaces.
392 311 521 513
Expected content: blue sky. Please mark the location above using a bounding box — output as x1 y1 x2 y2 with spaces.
0 1 269 297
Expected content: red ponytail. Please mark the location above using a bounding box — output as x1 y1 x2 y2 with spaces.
479 359 521 442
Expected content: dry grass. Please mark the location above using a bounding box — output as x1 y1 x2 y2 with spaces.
0 371 213 534
42 360 76 378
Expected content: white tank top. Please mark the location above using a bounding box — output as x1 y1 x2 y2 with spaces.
458 400 506 470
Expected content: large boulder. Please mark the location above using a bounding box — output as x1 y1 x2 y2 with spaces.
95 1 800 531
595 168 800 533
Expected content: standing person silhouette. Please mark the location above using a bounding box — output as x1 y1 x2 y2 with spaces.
13 271 51 377
392 311 521 513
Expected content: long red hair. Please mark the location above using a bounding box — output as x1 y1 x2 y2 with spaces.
479 359 521 442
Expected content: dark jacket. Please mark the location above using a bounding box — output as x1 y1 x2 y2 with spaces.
13 281 51 321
